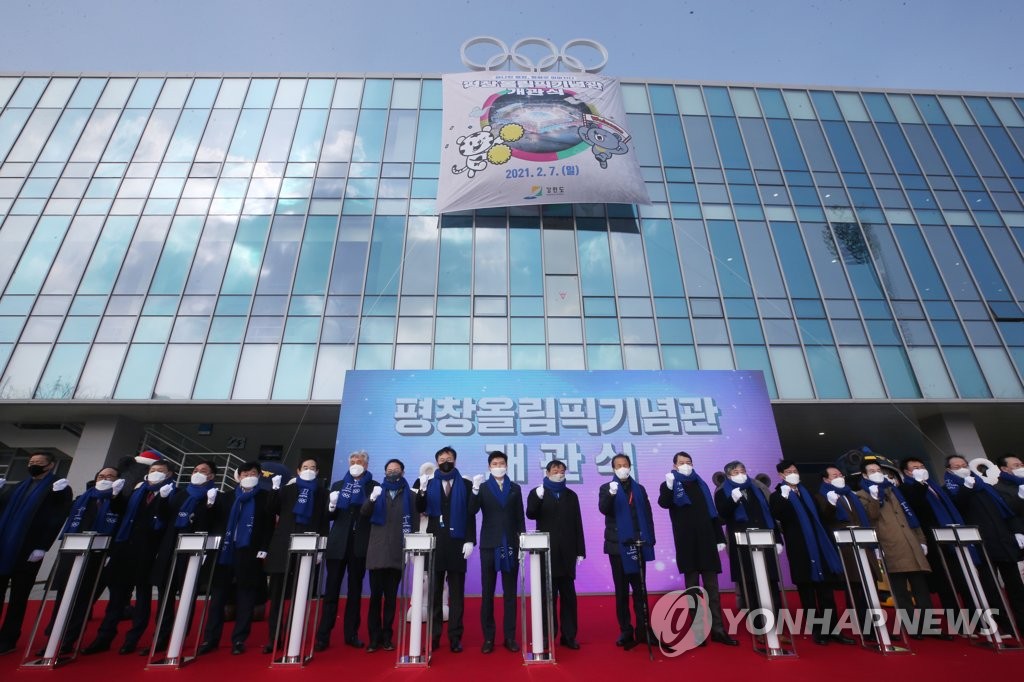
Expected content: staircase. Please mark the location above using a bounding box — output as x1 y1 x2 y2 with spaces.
140 425 246 491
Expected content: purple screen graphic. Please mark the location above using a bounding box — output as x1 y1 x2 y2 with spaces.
334 369 783 594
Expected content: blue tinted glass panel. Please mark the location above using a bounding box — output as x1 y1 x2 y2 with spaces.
952 226 1010 300
653 115 689 167
875 346 921 397
707 221 752 297
648 85 678 114
822 121 865 173
712 117 749 169
221 216 271 295
272 344 315 399
682 116 719 168
863 93 895 122
806 346 851 398
352 110 387 162
34 343 89 399
577 230 614 296
767 120 808 171
5 216 71 295
293 216 337 295
770 222 819 298
437 226 471 295
981 127 1024 176
930 125 977 176
944 347 991 397
756 89 788 118
113 344 163 399
192 345 239 398
641 220 684 296
509 228 542 296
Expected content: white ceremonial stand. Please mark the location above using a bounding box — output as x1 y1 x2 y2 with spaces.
396 533 435 666
271 532 327 666
734 528 796 658
518 531 555 664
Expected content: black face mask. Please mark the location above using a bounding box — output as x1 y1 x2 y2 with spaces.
28 464 47 477
438 462 455 473
385 473 403 483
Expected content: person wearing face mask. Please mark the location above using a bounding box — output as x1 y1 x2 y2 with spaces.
992 453 1024 516
0 452 72 655
715 460 781 621
525 460 585 649
943 455 1024 632
317 450 374 651
658 451 737 647
469 451 526 654
598 454 656 650
83 461 176 655
769 460 851 645
414 445 477 653
359 458 414 652
263 458 329 655
856 458 932 636
147 460 225 655
199 462 274 656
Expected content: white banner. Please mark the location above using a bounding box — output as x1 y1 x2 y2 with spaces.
437 72 651 213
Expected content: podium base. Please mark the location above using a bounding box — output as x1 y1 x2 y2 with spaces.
752 635 796 658
397 654 429 666
524 650 554 664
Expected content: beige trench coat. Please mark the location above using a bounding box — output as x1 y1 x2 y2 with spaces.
856 488 930 574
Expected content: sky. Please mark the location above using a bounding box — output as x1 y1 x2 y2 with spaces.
0 0 1021 93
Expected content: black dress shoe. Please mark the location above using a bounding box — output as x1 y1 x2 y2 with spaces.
481 640 494 654
812 634 829 645
832 634 856 645
382 641 395 651
431 637 441 650
615 633 634 647
345 638 365 649
559 637 580 650
314 639 329 652
0 640 16 656
366 642 379 653
261 643 274 654
231 641 246 655
119 642 137 655
503 639 520 653
932 633 954 641
711 631 739 646
81 639 111 655
197 641 217 655
450 640 463 653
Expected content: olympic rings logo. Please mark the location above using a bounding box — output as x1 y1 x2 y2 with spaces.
460 36 609 74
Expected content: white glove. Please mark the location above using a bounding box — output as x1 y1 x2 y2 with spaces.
472 474 485 492
716 543 726 553
535 485 544 500
665 472 675 487
256 551 267 560
609 481 619 496
159 483 174 498
775 543 784 555
462 542 473 560
826 491 839 506
730 487 743 503
964 476 976 489
868 485 880 500
112 479 125 495
52 478 69 492
271 475 282 490
921 544 928 556
28 549 46 562
0 477 6 487
418 474 429 492
1018 484 1024 500
369 487 382 502
781 485 791 500
206 488 217 506
576 555 584 565
329 490 340 511
1014 533 1024 549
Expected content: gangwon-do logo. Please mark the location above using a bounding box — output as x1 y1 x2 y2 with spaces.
650 586 712 656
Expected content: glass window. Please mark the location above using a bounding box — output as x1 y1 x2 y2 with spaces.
943 347 991 397
474 227 508 295
738 119 780 170
270 344 315 399
768 347 813 398
6 216 71 295
730 88 761 117
75 343 128 399
976 347 1024 397
682 116 719 168
674 220 719 297
34 343 88 399
311 344 354 400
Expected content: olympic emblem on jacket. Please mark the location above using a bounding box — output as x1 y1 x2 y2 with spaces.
461 36 609 73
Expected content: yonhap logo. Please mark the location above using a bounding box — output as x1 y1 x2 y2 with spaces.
651 586 712 656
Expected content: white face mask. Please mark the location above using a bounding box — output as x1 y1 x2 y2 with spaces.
147 471 167 484
95 479 114 491
349 464 365 478
239 475 259 489
299 469 317 481
867 472 886 484
614 467 630 480
730 473 748 485
784 473 800 486
911 469 929 482
490 466 507 479
677 464 693 476
950 467 970 479
831 477 846 489
1013 467 1024 479
191 472 210 486
548 473 565 483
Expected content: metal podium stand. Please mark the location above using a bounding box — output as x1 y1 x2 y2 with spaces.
734 528 796 658
22 533 110 668
932 525 1022 650
147 532 222 667
271 532 327 666
396 533 435 666
833 527 910 653
519 531 555 663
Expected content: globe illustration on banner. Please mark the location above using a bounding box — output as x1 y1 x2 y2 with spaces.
481 90 593 160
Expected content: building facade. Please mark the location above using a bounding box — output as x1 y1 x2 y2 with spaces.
1 74 1023 479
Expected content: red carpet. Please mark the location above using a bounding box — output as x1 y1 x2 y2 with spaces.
2 594 1020 681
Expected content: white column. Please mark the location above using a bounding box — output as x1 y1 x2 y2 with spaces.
529 552 543 654
408 554 425 657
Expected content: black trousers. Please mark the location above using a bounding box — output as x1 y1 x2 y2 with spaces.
608 554 647 637
993 560 1024 634
95 573 155 646
684 570 725 634
889 570 932 633
316 550 366 644
0 561 43 646
367 568 402 646
794 581 839 637
432 569 466 643
203 564 258 646
541 572 578 641
480 549 518 642
46 554 104 648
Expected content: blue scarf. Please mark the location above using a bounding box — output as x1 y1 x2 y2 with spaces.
999 470 1024 487
114 480 165 543
542 477 566 500
220 486 258 565
334 473 371 510
721 477 774 529
0 473 57 573
613 479 655 575
670 470 718 519
860 478 919 529
819 482 870 526
902 477 963 527
944 472 1014 520
65 486 118 535
486 476 515 573
783 484 843 580
292 476 320 526
176 481 215 529
371 477 413 533
426 468 469 540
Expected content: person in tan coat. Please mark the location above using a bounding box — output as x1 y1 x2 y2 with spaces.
855 459 932 638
